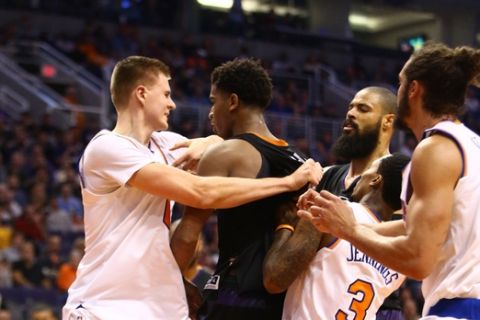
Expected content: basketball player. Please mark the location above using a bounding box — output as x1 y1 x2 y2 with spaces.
262 86 402 319
302 42 480 319
171 58 310 319
62 56 322 320
264 153 409 319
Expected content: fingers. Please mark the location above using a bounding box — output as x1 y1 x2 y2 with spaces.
297 209 314 220
170 140 192 151
172 153 190 168
183 159 199 172
311 161 323 187
300 159 323 187
319 189 338 201
299 206 330 233
297 188 319 210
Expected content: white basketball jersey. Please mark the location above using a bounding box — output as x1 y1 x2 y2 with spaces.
283 202 405 320
64 130 189 320
400 121 480 316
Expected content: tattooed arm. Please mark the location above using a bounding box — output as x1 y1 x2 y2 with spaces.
263 203 325 294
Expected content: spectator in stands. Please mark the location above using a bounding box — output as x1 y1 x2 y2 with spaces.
0 221 11 255
57 248 82 292
5 175 26 207
29 182 48 212
56 183 82 221
1 231 25 264
12 241 44 288
0 253 12 287
14 204 47 242
30 304 57 320
38 234 62 289
0 184 22 226
7 151 29 188
45 197 72 234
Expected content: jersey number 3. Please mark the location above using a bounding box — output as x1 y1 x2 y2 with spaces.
335 279 375 320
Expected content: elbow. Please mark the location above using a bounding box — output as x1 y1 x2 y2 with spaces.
263 276 287 294
407 264 432 280
263 265 288 294
194 196 215 210
404 256 434 280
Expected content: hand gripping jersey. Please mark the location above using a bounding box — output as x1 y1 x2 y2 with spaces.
401 121 480 317
283 202 405 320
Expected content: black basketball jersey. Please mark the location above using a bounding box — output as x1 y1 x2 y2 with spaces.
202 133 306 319
215 133 306 280
316 163 358 199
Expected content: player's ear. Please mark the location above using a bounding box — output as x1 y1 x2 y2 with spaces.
229 93 240 111
369 174 383 189
409 80 422 99
135 85 147 106
382 114 395 130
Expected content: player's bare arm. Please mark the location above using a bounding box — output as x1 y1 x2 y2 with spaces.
263 209 324 294
171 139 263 272
128 144 321 210
170 135 224 171
303 135 460 279
369 219 406 237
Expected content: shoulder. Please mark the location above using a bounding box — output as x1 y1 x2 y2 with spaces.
202 138 260 163
414 134 462 167
197 138 261 177
82 131 154 182
411 135 462 187
151 131 187 146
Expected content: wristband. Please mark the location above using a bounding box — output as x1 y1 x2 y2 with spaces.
275 224 295 233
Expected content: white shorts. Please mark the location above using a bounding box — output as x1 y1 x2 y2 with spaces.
62 305 100 320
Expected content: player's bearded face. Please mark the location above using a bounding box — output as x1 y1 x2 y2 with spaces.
332 118 381 161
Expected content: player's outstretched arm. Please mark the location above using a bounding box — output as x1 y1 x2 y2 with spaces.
301 135 460 279
128 155 322 210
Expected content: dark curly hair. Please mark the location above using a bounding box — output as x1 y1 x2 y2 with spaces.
211 58 273 109
377 152 410 211
404 41 480 117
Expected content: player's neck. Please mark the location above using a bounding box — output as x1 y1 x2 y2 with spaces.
410 108 458 140
361 192 391 221
233 112 275 139
349 148 390 178
113 112 153 145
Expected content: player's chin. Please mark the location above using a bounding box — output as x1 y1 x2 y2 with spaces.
158 121 169 131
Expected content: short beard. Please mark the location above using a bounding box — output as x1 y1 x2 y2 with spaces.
332 121 381 161
395 85 411 131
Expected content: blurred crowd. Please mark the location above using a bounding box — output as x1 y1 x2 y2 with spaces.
1 2 480 319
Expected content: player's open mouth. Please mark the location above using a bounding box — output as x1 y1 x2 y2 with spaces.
343 119 357 134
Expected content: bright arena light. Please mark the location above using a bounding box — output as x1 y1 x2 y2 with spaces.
349 13 380 31
196 0 233 10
